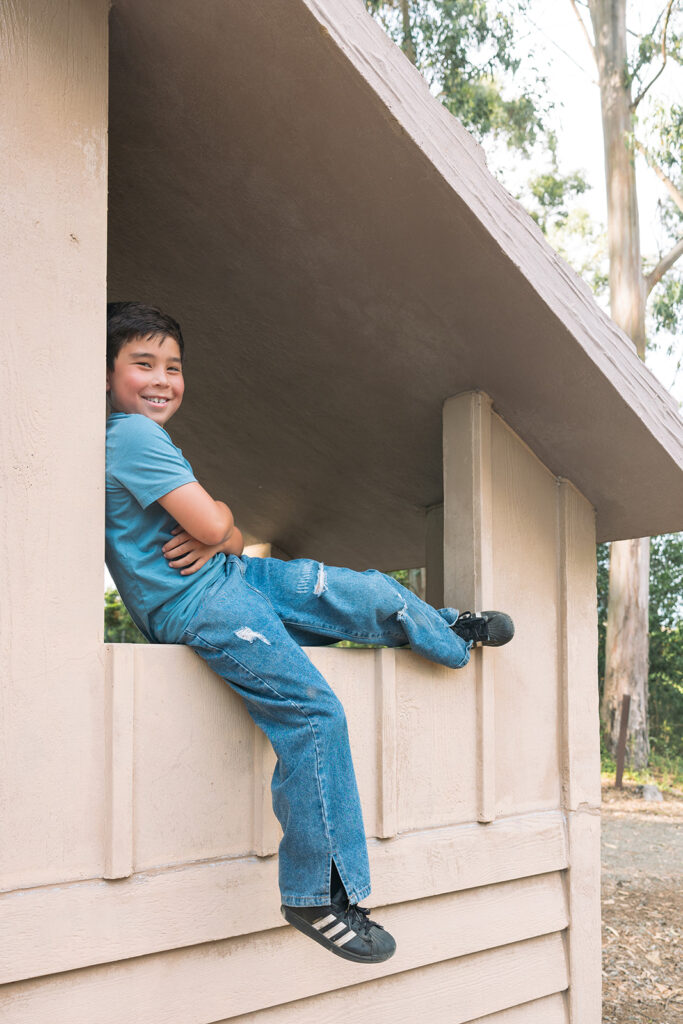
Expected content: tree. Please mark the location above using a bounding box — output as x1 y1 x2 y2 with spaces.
597 533 683 763
368 0 683 770
104 588 147 644
571 0 683 767
364 0 550 154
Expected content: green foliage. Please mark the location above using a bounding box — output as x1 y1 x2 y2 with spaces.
364 0 548 154
527 169 589 232
600 745 683 792
596 542 610 694
104 588 147 644
597 536 683 762
651 270 683 336
628 6 683 85
646 102 682 178
648 534 683 759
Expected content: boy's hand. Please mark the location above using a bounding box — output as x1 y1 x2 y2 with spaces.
162 525 244 574
162 527 223 575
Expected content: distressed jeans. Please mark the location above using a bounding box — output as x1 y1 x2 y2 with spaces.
181 554 471 906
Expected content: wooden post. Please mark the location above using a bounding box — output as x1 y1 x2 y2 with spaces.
615 694 631 789
0 0 109 892
104 645 135 879
425 504 444 608
375 648 398 838
252 726 280 857
443 392 495 823
557 478 602 1024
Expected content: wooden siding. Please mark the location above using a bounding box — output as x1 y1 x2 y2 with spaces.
1 392 601 1023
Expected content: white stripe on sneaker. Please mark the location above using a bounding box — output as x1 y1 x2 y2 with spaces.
324 921 348 938
312 913 337 930
333 929 357 947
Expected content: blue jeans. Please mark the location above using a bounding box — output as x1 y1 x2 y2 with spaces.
181 554 470 906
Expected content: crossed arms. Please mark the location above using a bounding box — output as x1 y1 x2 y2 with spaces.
158 481 244 575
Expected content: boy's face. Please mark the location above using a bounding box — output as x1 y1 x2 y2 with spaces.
106 334 184 426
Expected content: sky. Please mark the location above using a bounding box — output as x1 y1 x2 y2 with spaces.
503 1 682 401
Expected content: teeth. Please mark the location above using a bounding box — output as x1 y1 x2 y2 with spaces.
144 397 168 404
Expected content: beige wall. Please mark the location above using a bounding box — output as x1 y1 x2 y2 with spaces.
2 388 601 1022
0 0 109 890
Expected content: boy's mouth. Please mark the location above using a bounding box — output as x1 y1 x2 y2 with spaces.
142 396 170 406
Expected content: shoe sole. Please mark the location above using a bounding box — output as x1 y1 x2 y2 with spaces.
280 905 396 964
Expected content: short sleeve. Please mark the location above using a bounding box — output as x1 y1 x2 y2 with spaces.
108 414 196 509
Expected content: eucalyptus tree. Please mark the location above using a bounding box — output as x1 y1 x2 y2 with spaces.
367 0 683 769
364 0 550 153
571 0 683 767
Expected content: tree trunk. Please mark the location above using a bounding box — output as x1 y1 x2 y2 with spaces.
399 0 417 65
602 538 650 766
589 0 649 767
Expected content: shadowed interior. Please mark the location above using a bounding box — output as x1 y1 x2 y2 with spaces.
108 0 683 567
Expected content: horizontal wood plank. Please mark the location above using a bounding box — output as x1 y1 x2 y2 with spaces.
1 884 567 1024
468 995 568 1024
221 975 568 1024
1 811 567 983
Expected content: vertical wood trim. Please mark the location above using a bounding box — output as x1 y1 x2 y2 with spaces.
252 726 279 857
565 810 602 1024
443 392 496 822
557 479 601 1022
425 503 444 608
104 644 135 879
557 479 572 812
557 479 601 811
476 654 496 822
375 648 398 838
443 391 494 609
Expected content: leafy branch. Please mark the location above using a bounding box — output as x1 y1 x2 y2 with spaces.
631 0 676 110
646 238 683 295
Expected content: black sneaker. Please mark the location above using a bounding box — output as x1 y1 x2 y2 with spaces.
281 900 396 964
452 611 514 647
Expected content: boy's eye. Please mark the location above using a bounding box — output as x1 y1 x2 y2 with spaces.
135 362 151 368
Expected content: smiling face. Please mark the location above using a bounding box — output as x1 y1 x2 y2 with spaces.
106 334 184 426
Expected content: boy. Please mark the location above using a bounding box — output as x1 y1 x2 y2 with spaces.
105 302 514 965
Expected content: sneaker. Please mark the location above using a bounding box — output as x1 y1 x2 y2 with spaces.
452 610 514 647
281 900 397 964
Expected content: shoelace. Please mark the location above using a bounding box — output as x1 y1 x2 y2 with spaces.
345 903 384 935
457 612 489 642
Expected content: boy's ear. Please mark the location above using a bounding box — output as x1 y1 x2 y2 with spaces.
105 368 111 392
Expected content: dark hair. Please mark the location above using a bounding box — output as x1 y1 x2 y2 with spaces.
106 302 184 370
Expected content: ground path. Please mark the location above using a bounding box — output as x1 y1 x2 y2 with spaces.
601 783 682 1023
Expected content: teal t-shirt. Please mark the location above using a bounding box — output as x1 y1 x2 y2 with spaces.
105 413 226 643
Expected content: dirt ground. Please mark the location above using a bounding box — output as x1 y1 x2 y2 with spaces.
601 781 683 1023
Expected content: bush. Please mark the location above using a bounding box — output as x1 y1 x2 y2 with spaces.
104 588 147 644
598 534 683 765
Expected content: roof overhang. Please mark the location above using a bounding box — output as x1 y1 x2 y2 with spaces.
108 0 683 567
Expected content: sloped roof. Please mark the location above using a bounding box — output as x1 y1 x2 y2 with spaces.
108 0 683 567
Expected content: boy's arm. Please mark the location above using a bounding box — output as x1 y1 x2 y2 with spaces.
162 524 244 575
157 482 235 546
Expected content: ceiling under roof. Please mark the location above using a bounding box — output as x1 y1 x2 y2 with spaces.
108 0 683 568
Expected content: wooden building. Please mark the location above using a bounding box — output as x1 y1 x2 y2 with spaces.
3 2 683 1022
